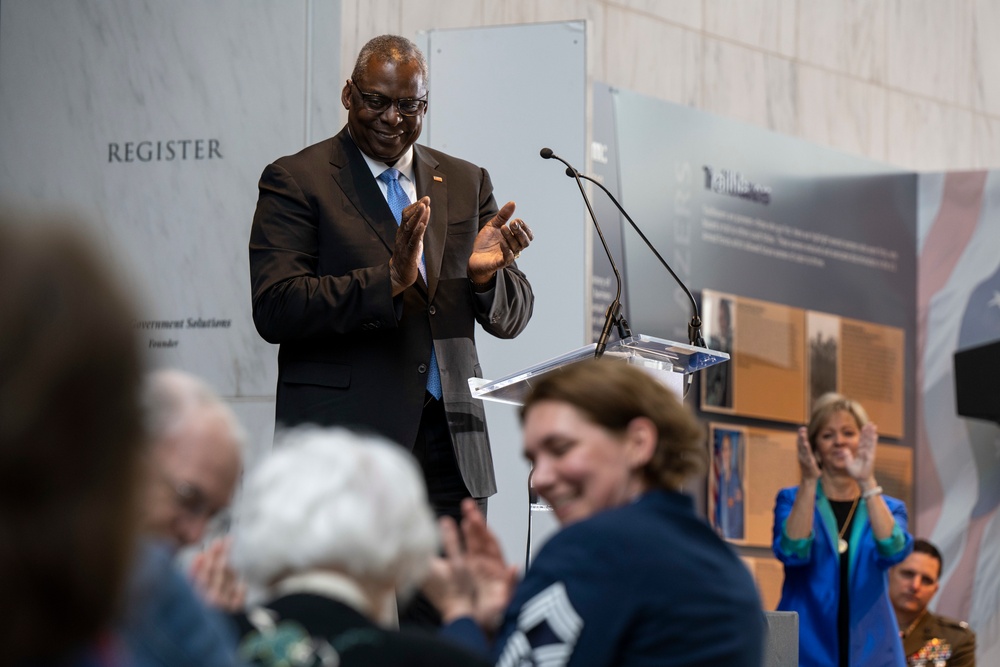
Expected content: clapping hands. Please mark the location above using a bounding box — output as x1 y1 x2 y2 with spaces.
467 202 533 285
189 536 246 613
796 427 821 482
845 422 878 484
422 499 518 631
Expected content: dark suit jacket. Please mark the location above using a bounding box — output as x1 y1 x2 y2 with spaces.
250 127 533 497
233 593 491 667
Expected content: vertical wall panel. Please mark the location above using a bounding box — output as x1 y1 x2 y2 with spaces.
422 22 587 562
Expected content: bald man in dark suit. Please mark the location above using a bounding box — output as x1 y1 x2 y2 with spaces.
250 35 534 519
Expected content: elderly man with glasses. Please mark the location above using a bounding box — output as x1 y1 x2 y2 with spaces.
141 369 243 554
118 368 246 666
249 34 535 527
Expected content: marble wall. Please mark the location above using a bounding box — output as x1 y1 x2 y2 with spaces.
0 0 342 474
340 0 1000 172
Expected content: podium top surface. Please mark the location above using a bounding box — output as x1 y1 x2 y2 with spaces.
469 334 729 406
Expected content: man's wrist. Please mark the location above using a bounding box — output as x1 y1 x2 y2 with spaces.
390 260 416 296
469 272 496 292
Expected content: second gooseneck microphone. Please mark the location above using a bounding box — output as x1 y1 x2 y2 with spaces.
540 147 627 358
568 169 706 348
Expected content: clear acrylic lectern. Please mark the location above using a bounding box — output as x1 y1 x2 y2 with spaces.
468 333 729 406
468 333 730 565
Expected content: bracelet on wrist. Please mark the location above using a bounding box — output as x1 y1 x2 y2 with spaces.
470 275 495 290
862 485 883 500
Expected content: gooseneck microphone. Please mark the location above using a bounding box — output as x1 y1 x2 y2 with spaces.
540 147 629 357
565 166 706 348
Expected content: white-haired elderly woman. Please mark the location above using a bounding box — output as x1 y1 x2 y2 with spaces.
230 427 491 667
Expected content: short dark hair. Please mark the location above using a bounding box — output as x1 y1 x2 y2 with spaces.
912 538 944 575
520 359 706 491
0 215 144 663
352 34 428 86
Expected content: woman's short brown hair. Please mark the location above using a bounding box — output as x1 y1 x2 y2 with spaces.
520 359 706 491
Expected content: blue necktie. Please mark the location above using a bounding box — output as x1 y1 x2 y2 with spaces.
378 168 441 400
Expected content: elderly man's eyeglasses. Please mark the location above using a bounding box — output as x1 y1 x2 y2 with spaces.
174 482 211 519
162 473 233 533
159 470 214 520
350 81 427 117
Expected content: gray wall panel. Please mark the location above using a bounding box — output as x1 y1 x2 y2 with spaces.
422 22 586 563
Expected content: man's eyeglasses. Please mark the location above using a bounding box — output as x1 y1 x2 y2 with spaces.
159 470 215 520
350 81 427 117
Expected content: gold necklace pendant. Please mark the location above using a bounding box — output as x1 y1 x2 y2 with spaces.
836 496 860 555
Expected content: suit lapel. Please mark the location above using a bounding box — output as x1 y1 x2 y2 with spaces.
328 129 399 254
413 145 447 299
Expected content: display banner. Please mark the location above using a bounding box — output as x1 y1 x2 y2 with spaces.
590 84 917 439
701 289 906 436
917 170 1000 664
590 83 930 634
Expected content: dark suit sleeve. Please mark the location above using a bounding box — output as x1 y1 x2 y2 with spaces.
470 167 533 339
249 161 399 344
